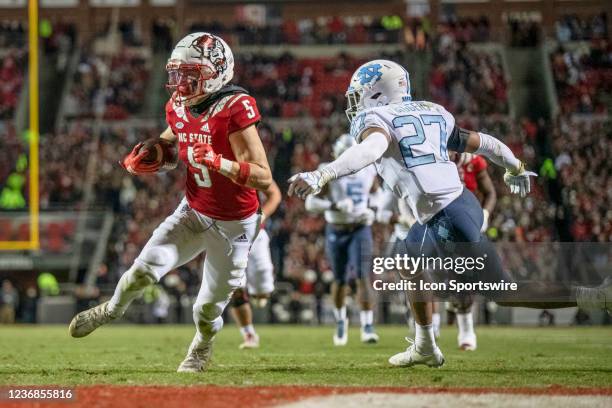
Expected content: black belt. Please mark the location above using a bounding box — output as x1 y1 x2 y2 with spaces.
329 222 364 232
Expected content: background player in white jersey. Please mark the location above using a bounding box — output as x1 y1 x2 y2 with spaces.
305 134 380 345
288 59 612 368
230 181 281 349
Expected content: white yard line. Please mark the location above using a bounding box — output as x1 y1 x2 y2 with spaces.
278 392 612 408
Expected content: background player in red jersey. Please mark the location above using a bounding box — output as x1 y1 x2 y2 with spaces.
444 152 497 350
456 153 497 234
68 32 273 373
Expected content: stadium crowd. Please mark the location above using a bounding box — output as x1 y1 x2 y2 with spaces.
429 32 509 115
0 48 26 121
63 49 151 120
555 13 608 43
1 12 610 324
550 39 611 115
190 15 404 46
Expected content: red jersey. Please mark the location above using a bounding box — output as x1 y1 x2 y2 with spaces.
459 155 487 193
165 91 261 221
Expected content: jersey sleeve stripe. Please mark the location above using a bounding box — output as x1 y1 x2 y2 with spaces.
227 93 248 108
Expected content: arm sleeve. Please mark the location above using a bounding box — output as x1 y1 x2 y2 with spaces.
228 94 261 134
350 110 391 142
322 131 389 180
475 132 521 173
305 195 332 213
447 125 470 153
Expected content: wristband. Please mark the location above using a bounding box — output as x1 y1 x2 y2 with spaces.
236 162 250 185
508 161 525 176
219 157 233 174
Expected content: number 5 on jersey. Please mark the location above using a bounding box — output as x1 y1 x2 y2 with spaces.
242 100 256 119
187 146 212 187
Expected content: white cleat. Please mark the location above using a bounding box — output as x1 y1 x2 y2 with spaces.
389 338 445 368
239 333 260 349
458 332 477 351
333 319 348 346
360 325 379 344
177 337 214 373
69 301 118 338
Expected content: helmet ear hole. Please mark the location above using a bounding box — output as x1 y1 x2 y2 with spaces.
370 92 382 100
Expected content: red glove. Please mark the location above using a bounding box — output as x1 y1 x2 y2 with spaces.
192 143 222 172
120 143 161 175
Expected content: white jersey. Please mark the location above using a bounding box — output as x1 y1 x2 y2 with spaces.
394 198 416 240
323 164 377 224
378 189 416 240
350 100 463 224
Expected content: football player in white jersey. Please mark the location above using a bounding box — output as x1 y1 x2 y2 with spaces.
288 59 612 368
305 134 380 346
230 180 281 349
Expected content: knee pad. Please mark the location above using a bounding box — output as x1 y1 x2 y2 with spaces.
231 288 249 308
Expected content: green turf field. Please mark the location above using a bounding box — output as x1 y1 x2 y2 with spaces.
1 325 611 388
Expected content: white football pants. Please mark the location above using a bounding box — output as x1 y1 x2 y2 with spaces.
109 198 260 342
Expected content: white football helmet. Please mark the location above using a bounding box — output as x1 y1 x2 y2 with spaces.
166 32 234 106
333 133 356 158
345 59 411 121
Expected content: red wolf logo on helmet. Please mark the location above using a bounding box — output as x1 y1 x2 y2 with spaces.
191 34 228 75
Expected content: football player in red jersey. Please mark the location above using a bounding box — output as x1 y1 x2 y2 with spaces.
445 152 497 351
69 33 273 373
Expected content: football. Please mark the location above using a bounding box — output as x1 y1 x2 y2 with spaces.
138 138 177 168
139 138 164 164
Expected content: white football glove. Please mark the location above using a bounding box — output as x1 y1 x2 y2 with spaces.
481 208 490 233
503 162 537 198
335 198 354 214
358 208 376 226
288 168 335 199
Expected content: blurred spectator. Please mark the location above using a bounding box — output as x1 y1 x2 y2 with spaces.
64 48 150 120
508 17 541 47
551 117 611 242
0 279 19 324
190 15 403 47
555 13 608 43
429 34 509 115
551 41 611 114
20 286 39 323
233 52 380 119
0 48 26 120
0 20 25 49
437 16 491 43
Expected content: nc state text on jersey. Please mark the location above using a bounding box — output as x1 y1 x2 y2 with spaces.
177 132 213 144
